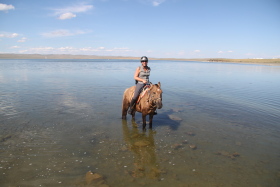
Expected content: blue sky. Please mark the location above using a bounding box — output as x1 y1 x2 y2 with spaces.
0 0 279 59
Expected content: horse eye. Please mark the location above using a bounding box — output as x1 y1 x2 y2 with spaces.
153 92 156 94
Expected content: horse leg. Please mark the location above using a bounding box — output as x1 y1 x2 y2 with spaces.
142 113 147 129
122 97 130 120
122 106 128 119
132 110 136 121
149 114 154 129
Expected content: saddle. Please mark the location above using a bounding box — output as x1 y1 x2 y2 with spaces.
129 84 152 104
137 84 151 103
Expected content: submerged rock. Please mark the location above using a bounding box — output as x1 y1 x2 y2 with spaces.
171 144 183 150
120 145 128 151
185 131 195 136
1 135 12 142
168 114 182 121
85 171 106 186
232 152 240 158
215 151 240 159
189 145 197 150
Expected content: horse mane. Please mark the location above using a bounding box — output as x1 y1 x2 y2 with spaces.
150 83 160 90
145 83 161 103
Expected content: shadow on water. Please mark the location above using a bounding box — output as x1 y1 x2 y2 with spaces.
122 120 163 180
153 111 181 130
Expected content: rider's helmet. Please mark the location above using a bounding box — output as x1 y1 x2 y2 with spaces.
140 56 148 62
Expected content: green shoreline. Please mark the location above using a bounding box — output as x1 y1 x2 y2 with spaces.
0 53 279 65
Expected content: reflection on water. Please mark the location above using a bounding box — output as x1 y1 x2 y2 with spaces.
122 120 161 180
0 59 280 186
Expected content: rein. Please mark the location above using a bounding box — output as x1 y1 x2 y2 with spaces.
137 83 161 108
147 85 161 105
149 92 161 106
147 85 162 113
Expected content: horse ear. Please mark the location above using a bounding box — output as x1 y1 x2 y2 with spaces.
158 82 161 88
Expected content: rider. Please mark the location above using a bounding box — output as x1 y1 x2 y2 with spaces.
128 56 151 115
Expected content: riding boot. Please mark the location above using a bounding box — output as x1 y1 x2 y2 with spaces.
128 99 137 115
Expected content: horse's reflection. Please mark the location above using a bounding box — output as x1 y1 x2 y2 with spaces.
122 120 162 179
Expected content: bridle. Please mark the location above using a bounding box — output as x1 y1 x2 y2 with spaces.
148 86 162 107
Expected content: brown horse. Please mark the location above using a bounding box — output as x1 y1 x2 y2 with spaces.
122 82 163 129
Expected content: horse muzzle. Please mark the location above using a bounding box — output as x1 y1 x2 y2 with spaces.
156 98 163 109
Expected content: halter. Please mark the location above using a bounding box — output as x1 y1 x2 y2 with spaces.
148 85 162 105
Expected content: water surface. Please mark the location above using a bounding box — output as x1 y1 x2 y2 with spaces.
0 59 280 186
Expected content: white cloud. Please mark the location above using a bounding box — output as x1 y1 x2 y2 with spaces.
218 50 234 54
52 3 93 20
17 47 54 54
18 37 27 42
80 47 106 52
19 46 132 55
58 12 77 20
11 46 20 49
80 47 93 52
152 0 166 6
56 4 93 14
58 46 75 51
79 47 131 52
41 30 71 37
0 32 19 38
32 47 55 51
41 29 90 38
0 3 15 11
138 0 166 6
113 47 130 51
194 50 200 53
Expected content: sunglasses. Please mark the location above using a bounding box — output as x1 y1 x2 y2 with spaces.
141 61 148 63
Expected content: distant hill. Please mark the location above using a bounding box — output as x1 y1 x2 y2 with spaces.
0 53 279 65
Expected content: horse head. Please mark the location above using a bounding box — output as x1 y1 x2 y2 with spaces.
150 82 163 109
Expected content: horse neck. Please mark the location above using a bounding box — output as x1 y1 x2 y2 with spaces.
146 85 157 101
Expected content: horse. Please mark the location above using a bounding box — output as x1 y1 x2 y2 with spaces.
122 82 163 129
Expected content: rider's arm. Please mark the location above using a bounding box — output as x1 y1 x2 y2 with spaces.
133 67 147 84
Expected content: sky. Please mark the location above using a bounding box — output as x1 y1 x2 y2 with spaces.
0 0 279 59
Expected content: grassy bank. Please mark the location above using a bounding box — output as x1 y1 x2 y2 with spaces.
204 58 280 65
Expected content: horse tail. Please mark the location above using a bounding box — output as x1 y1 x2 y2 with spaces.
122 88 130 119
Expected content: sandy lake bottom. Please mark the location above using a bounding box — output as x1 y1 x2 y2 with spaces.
0 59 280 186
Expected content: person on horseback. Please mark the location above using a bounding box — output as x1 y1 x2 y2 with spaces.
128 56 151 115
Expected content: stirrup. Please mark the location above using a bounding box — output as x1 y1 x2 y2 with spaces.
153 111 157 115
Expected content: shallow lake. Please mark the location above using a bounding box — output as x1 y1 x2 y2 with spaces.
0 59 280 186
